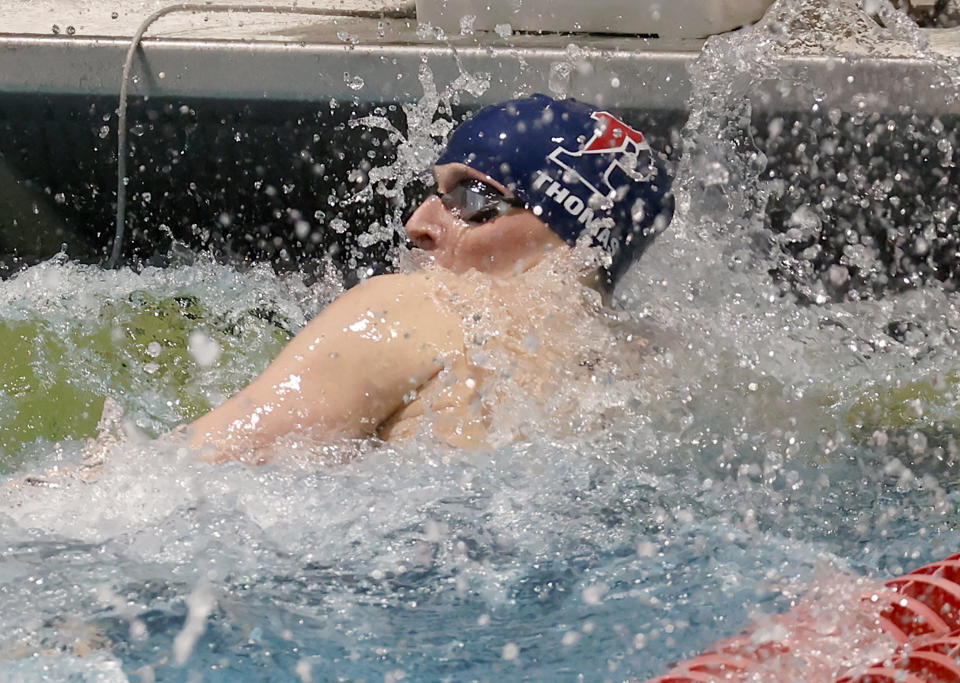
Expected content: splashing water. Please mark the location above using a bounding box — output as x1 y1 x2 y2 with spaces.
345 58 491 263
3 1 960 680
613 3 960 672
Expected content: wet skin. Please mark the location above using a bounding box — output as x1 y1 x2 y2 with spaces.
406 163 567 276
186 163 570 462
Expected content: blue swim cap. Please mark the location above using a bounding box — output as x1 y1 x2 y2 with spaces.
436 94 674 288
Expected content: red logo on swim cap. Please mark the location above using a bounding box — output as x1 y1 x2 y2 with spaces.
546 111 653 200
582 112 646 154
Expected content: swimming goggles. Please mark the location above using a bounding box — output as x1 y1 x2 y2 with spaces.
437 178 528 225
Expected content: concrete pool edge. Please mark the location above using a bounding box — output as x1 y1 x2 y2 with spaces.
2 30 960 113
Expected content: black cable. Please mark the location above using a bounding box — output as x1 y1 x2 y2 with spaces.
110 3 411 268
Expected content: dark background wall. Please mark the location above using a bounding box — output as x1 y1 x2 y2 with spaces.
0 93 958 302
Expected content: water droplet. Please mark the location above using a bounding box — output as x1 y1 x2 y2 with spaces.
459 14 477 35
295 660 311 682
294 220 310 241
548 62 573 98
828 265 850 286
938 138 955 166
702 160 730 186
343 73 365 90
188 331 221 367
582 583 608 605
637 541 657 557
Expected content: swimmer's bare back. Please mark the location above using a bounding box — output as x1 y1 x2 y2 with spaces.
186 271 468 463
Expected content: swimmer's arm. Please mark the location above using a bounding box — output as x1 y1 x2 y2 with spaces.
185 273 462 463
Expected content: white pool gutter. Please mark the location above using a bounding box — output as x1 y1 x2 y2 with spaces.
0 1 958 112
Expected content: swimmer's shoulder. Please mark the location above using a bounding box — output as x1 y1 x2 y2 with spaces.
335 271 466 351
350 270 470 310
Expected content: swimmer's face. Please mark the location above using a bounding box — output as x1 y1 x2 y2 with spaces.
405 163 568 276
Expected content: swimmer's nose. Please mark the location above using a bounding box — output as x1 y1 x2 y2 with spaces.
404 195 447 252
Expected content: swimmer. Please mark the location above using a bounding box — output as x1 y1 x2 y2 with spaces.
185 94 674 462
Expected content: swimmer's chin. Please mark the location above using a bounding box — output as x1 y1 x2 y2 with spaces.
397 245 439 273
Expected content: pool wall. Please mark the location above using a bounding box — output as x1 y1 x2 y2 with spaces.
0 2 958 297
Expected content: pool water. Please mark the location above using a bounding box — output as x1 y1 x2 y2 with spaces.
3 0 960 680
